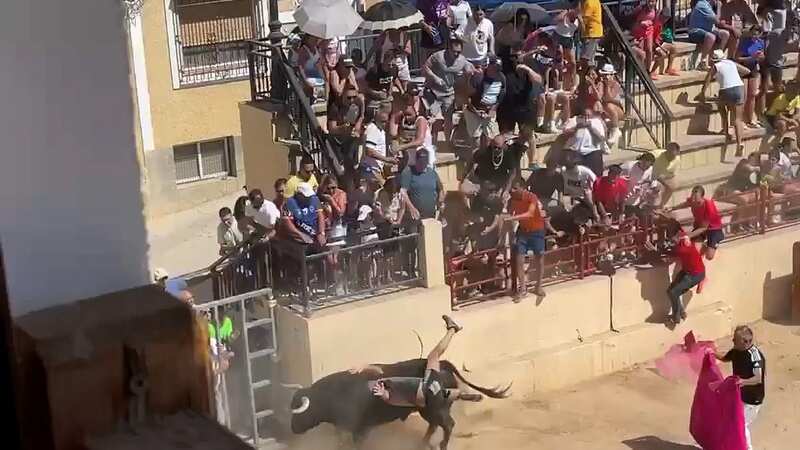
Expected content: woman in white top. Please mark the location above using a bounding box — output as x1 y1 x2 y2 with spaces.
554 8 579 90
379 29 412 84
697 49 751 159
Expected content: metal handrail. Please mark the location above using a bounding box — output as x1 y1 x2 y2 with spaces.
602 3 673 150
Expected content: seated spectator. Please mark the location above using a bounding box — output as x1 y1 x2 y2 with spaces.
597 63 624 147
765 81 800 133
217 207 243 256
418 0 450 60
246 188 280 238
553 7 579 90
579 0 603 67
296 34 326 101
671 185 725 260
463 55 505 149
423 35 474 147
350 48 368 91
318 175 348 244
497 47 541 165
273 178 288 212
282 182 326 249
735 24 766 128
495 9 534 57
697 50 750 158
389 84 436 169
359 108 399 183
728 152 761 193
375 176 405 231
720 0 759 56
651 6 680 78
687 0 731 70
365 51 401 113
759 0 788 91
345 174 377 239
321 37 343 90
525 30 568 135
592 165 628 224
328 57 361 108
561 151 598 217
153 268 191 301
505 178 562 300
769 145 795 181
526 158 564 211
328 85 365 173
562 108 607 177
630 0 660 76
653 142 682 207
233 195 256 240
400 148 444 224
563 66 602 119
462 5 495 66
377 29 412 87
462 134 525 199
286 156 319 197
621 152 658 214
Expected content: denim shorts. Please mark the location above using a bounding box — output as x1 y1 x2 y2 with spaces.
557 33 575 50
688 28 711 44
719 86 745 106
514 230 546 255
696 228 725 249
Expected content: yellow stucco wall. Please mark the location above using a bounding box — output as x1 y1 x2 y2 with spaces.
276 227 797 395
141 0 251 150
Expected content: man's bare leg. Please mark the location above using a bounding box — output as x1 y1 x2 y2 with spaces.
427 315 461 372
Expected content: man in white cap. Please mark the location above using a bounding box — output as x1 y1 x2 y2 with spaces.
598 63 624 148
282 182 326 248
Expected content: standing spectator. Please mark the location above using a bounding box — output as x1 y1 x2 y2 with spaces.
592 165 628 224
389 84 436 168
273 179 288 212
714 325 766 450
400 148 444 222
735 24 766 128
285 156 319 197
328 57 360 107
447 0 472 36
464 56 505 149
283 182 326 248
297 34 326 100
579 0 603 67
246 188 280 238
234 195 256 240
526 158 564 211
597 63 624 147
418 0 450 60
646 230 705 324
554 7 580 90
759 0 787 93
497 47 540 166
360 109 399 182
727 152 761 192
423 36 474 147
505 178 562 300
328 85 365 172
153 268 191 301
672 185 725 260
377 29 412 87
462 6 495 66
318 175 348 240
697 50 750 159
653 142 682 207
562 108 607 177
562 151 598 207
375 176 405 230
463 134 525 199
217 207 243 256
621 153 657 213
365 51 401 113
495 10 534 57
688 0 731 70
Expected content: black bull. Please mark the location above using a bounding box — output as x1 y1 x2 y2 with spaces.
289 358 510 449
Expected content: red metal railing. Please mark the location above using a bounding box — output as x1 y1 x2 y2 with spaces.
446 185 800 307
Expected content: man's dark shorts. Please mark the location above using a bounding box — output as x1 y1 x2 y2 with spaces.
514 230 546 255
423 368 447 409
695 228 725 249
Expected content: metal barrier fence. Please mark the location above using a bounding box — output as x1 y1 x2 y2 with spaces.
271 233 423 314
447 184 800 306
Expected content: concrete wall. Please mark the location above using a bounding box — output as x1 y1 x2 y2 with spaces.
275 227 797 394
239 102 293 194
0 0 150 315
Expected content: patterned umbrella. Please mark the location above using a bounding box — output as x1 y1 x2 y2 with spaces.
360 0 424 32
294 0 363 39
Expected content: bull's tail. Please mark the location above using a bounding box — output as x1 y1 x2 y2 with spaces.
442 361 512 399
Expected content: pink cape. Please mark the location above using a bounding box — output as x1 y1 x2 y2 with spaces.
689 353 747 450
655 331 717 382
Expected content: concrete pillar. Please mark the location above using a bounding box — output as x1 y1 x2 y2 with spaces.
793 242 800 322
419 219 445 288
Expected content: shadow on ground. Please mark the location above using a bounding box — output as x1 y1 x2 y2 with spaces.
622 435 700 450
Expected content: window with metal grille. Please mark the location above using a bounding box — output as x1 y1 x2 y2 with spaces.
173 0 264 86
173 137 235 183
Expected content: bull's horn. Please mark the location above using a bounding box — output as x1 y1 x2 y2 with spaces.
291 396 310 414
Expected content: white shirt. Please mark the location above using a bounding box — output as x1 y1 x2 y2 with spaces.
621 161 655 206
555 18 579 37
217 220 244 249
462 18 494 63
245 200 280 229
775 152 793 179
714 59 744 90
448 2 472 35
564 116 606 155
405 118 437 168
562 165 597 198
362 122 388 171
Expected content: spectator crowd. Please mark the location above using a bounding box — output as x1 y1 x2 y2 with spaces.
214 0 799 313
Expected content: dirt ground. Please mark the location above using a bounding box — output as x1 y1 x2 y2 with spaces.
287 321 800 450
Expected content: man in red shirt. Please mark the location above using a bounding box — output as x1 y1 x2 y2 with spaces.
504 178 562 300
592 164 628 224
646 226 706 324
672 185 725 259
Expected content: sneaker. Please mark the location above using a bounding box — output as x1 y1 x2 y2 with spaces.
442 315 463 332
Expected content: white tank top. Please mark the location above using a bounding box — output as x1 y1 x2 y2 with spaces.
714 59 744 90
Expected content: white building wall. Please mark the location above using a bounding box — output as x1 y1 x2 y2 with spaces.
0 0 150 315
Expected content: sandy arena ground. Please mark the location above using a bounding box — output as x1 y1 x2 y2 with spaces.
287 321 800 450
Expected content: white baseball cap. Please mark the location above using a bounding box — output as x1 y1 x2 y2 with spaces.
296 182 315 197
711 49 725 61
153 267 169 282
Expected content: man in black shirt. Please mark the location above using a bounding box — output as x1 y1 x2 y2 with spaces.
497 45 543 167
465 134 525 199
526 158 563 213
716 325 765 450
365 51 401 112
